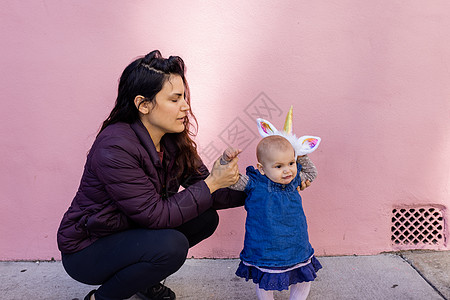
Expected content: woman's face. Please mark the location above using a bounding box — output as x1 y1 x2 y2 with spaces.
141 74 190 141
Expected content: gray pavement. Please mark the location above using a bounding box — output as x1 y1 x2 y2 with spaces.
0 251 448 300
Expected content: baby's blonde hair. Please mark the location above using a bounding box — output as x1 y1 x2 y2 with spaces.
256 135 294 164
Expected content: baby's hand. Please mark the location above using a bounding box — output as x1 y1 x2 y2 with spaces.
220 147 242 165
298 180 311 191
224 147 241 161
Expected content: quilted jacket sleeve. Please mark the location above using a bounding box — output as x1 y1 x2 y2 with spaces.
91 135 213 229
181 162 246 210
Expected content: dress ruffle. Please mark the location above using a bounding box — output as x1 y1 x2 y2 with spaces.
235 256 322 291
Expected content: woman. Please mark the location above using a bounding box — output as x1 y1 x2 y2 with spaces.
57 50 246 300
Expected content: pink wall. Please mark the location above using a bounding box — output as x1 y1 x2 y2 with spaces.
1 1 449 260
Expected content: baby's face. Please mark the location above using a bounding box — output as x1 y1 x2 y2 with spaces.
258 147 297 185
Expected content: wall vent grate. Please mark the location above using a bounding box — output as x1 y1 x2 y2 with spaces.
391 206 445 249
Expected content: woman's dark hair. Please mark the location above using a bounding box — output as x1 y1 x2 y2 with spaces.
100 50 202 177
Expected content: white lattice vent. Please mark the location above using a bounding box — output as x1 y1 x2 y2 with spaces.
391 206 446 250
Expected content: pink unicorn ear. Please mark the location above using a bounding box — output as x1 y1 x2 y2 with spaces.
256 118 278 137
296 136 321 156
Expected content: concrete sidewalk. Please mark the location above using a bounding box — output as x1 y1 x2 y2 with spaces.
1 251 448 300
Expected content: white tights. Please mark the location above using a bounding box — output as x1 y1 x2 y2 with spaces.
255 286 274 300
255 282 311 300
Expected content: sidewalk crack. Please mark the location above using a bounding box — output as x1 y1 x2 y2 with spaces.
399 254 448 300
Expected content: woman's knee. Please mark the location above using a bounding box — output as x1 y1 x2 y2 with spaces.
205 208 219 225
144 229 189 267
201 208 220 236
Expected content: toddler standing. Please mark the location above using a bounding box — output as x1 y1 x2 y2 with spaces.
222 134 321 300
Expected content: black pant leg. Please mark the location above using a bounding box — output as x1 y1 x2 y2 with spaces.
62 228 188 300
175 208 219 247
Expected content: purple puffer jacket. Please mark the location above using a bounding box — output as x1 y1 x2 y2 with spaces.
57 120 246 254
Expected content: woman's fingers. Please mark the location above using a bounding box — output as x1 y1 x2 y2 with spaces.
211 156 241 187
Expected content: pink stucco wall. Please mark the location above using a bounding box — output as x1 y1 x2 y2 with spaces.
1 1 449 260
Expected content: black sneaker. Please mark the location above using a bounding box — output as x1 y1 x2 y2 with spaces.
83 289 96 300
136 283 176 300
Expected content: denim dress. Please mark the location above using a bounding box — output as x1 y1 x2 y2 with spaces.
236 164 322 291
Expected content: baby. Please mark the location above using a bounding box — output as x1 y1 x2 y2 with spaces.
222 135 321 300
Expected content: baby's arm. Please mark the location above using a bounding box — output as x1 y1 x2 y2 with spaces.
221 147 248 191
297 155 318 183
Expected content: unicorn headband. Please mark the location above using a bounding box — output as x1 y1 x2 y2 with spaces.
256 106 321 156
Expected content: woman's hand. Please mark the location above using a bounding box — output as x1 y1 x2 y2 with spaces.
205 156 240 193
